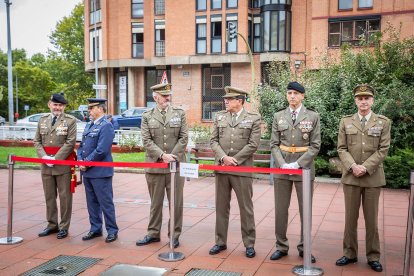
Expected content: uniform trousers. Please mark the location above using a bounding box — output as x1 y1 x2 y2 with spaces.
274 179 314 253
215 173 255 248
41 172 72 230
83 176 118 235
145 173 184 240
343 184 381 262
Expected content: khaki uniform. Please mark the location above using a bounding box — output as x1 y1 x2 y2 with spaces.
337 112 391 262
210 109 261 247
141 107 188 240
33 113 77 230
270 106 321 253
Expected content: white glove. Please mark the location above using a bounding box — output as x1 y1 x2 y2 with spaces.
289 162 300 169
42 156 54 167
281 163 291 169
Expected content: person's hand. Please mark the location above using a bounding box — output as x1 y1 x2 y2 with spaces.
162 153 177 163
351 164 366 177
79 165 87 171
288 162 300 169
222 156 238 166
42 156 54 167
281 163 291 169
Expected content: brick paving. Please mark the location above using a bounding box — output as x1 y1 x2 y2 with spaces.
0 169 411 275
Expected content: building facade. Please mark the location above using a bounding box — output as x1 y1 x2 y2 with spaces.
84 0 414 125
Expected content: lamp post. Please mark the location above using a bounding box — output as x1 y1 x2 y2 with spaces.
93 0 99 98
5 0 14 125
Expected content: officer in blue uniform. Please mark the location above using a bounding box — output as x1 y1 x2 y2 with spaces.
77 98 119 243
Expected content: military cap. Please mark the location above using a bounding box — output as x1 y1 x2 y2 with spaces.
50 93 68 104
151 83 172 95
222 86 249 98
353 84 375 97
287 81 305 93
87 98 108 107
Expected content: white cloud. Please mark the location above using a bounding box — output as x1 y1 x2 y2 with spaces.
0 0 81 57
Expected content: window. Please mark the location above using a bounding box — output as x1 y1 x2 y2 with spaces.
226 15 238 53
211 16 222 53
89 0 101 25
196 17 207 54
262 0 292 4
132 23 144 58
249 0 260 8
132 0 144 18
359 0 373 8
253 16 261 52
202 64 231 120
155 20 165 56
262 9 291 52
227 0 237 8
338 0 353 10
211 0 222 9
196 0 207 10
89 29 102 61
328 18 380 47
155 0 165 15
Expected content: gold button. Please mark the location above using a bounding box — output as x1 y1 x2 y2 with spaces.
362 133 364 136
231 134 234 137
292 144 295 146
230 148 233 151
50 141 53 143
231 141 233 143
362 142 365 145
164 135 166 137
292 136 295 138
164 143 167 145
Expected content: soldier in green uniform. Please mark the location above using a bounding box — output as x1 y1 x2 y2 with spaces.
136 83 188 248
209 86 261 258
335 84 391 273
269 81 321 263
34 93 77 239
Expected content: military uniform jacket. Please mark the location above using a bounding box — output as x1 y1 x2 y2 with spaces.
77 117 115 178
337 112 391 187
210 109 261 177
270 106 321 181
141 106 188 174
34 113 77 175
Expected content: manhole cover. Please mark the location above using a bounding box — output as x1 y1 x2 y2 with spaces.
21 255 101 276
185 268 241 276
101 264 168 275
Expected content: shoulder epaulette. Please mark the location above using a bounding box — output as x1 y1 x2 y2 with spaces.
276 107 286 112
343 114 353 118
64 114 76 119
377 114 389 120
172 107 184 112
41 113 49 118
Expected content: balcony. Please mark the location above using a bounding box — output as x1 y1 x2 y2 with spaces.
155 41 165 57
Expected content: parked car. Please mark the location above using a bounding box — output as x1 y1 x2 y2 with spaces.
111 107 149 130
16 113 87 130
68 110 90 122
0 115 5 125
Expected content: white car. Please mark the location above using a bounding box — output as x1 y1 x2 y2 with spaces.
0 115 5 125
16 113 87 129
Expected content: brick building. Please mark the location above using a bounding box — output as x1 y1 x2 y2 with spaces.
84 0 414 125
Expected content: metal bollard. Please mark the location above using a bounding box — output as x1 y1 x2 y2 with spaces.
0 154 23 245
403 171 414 276
158 161 185 261
186 146 191 182
292 168 323 276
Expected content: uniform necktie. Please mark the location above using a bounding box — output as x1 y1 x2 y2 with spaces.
232 113 237 126
291 111 297 123
161 110 166 122
52 116 57 126
361 116 367 129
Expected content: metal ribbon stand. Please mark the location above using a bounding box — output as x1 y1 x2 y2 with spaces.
158 161 185 261
403 171 414 276
0 155 23 245
292 168 323 275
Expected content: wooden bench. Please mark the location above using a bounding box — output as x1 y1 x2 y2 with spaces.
187 139 274 184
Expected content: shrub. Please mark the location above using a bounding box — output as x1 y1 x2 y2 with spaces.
384 148 414 189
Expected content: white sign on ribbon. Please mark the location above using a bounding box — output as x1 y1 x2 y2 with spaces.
180 163 199 178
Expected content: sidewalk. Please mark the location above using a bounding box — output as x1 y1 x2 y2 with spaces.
0 169 411 275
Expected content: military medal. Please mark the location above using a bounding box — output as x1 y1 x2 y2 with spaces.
303 133 309 140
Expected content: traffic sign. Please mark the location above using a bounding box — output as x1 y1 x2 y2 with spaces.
160 71 168 84
24 105 29 111
93 84 107 90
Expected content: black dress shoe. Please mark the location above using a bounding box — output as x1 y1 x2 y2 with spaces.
270 250 287 260
82 231 103 241
336 256 358 266
209 244 227 255
38 228 59 237
246 247 256 258
173 239 179 248
368 261 383 272
105 233 118 243
136 235 161 246
299 251 316 263
57 229 68 239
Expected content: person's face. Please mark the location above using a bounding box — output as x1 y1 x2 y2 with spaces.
88 105 103 120
286 89 304 109
224 97 242 113
355 95 374 114
153 93 171 110
48 101 66 116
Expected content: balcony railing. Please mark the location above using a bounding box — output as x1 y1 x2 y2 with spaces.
155 0 165 15
155 41 165 57
132 43 144 58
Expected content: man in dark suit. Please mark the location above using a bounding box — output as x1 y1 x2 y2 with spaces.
269 81 321 263
34 93 77 239
136 83 188 248
209 86 261 258
335 84 391 272
78 98 118 243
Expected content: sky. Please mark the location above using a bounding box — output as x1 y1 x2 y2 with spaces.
0 0 82 57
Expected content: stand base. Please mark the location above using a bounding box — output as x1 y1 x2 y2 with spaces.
292 265 324 276
0 236 23 245
158 251 185 262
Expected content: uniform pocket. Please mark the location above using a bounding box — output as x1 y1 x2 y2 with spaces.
367 133 380 149
345 128 357 145
240 123 253 139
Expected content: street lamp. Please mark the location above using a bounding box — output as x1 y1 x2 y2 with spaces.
5 0 14 125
